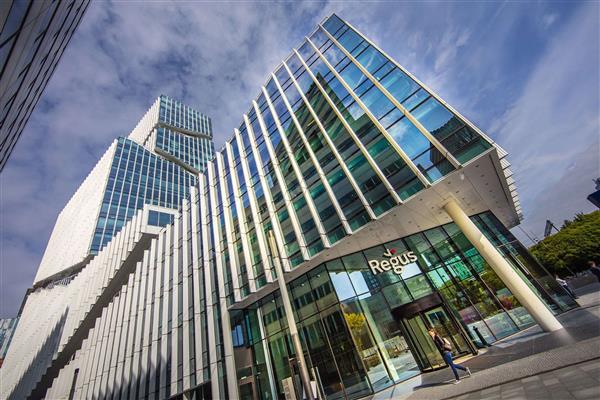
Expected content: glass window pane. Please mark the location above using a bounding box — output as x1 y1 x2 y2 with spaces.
299 315 345 399
341 298 393 392
309 28 328 49
268 331 293 398
286 53 303 77
290 275 318 320
359 293 420 382
261 296 281 336
337 29 363 53
323 15 345 37
404 274 434 300
402 89 430 111
356 46 387 75
382 281 412 308
322 41 347 69
411 98 462 141
380 69 419 103
327 259 356 301
307 266 337 311
386 117 430 159
298 41 315 63
360 86 396 120
342 252 379 295
320 305 372 398
339 62 368 89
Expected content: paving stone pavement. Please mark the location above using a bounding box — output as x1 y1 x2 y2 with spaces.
450 358 600 400
369 283 600 400
403 337 600 400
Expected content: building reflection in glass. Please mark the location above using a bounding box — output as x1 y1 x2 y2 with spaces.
229 212 576 399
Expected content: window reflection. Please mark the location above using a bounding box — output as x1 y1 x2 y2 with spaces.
341 299 392 392
328 259 356 301
299 314 345 400
399 263 420 279
234 211 569 399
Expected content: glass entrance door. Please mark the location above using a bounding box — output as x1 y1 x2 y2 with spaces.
422 306 471 357
404 313 444 370
401 305 472 371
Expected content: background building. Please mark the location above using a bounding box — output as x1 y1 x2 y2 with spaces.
587 178 600 208
0 0 90 172
0 317 18 367
33 94 214 286
0 95 214 400
0 14 574 400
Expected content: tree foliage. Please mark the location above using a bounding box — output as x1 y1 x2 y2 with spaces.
530 211 600 275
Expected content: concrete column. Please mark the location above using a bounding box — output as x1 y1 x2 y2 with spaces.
443 200 562 332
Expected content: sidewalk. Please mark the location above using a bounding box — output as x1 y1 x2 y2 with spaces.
451 358 600 400
370 282 600 400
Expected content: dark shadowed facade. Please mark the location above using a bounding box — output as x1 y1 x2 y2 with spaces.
0 0 90 172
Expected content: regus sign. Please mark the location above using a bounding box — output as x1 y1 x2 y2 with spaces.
368 248 417 275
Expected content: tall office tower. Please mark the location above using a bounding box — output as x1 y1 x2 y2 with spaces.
33 94 214 286
0 0 90 172
0 95 213 399
1 15 575 400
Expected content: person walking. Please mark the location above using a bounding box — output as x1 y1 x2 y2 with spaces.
428 327 471 384
588 261 600 283
555 274 578 299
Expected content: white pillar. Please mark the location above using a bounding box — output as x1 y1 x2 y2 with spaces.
267 231 315 400
443 200 563 332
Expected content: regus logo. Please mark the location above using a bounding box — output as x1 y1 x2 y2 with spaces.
368 248 418 275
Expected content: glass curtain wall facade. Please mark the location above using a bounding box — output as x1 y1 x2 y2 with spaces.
209 12 521 314
230 212 576 400
90 138 197 253
90 95 214 253
209 11 504 316
4 13 565 400
0 0 90 172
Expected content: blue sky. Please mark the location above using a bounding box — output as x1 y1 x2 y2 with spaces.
1 1 598 317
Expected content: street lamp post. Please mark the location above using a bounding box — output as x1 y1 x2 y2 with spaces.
267 231 315 400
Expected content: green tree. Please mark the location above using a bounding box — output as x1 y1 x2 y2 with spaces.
530 211 600 275
343 312 367 350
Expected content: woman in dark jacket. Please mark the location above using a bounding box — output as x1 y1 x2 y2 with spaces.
428 327 471 384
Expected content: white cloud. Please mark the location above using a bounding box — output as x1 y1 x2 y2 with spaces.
488 4 599 241
1 1 597 316
542 13 558 29
0 0 329 316
433 27 471 73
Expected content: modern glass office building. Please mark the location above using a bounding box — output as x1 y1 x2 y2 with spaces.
90 95 214 253
1 14 575 400
230 212 574 400
0 0 90 172
34 94 214 285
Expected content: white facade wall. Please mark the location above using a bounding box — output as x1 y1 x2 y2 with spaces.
0 209 162 399
34 142 117 283
34 95 194 285
128 97 161 146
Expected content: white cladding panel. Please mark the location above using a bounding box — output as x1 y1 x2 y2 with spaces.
34 142 117 283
